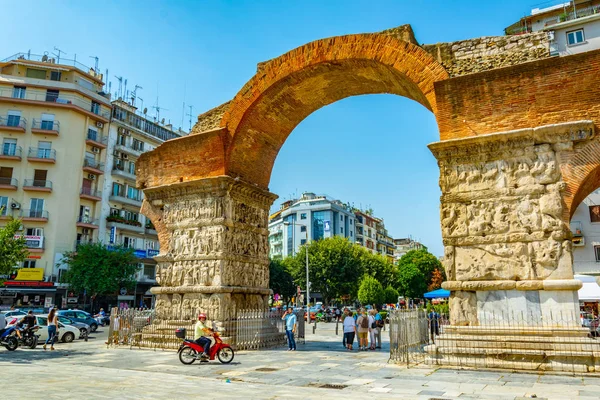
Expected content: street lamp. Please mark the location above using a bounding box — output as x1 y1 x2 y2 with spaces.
283 220 310 323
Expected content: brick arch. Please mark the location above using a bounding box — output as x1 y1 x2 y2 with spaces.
221 33 449 189
562 137 600 220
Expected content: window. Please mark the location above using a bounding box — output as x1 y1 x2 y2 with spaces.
29 198 44 217
312 210 328 241
23 260 37 268
0 167 13 185
79 206 91 223
300 239 306 245
26 68 46 79
91 101 100 115
12 86 26 99
128 161 136 175
78 77 93 91
37 141 51 159
350 219 352 225
112 183 123 196
143 264 155 278
2 139 17 156
567 29 585 46
36 316 47 327
45 89 59 102
132 139 145 151
127 187 140 200
0 196 7 216
26 228 43 236
300 213 307 220
40 113 55 130
300 225 306 232
87 128 98 141
350 231 353 237
123 236 137 249
590 206 600 223
110 208 120 216
341 227 344 234
50 71 61 81
33 169 47 186
341 215 343 221
117 134 126 146
7 111 21 127
595 246 600 262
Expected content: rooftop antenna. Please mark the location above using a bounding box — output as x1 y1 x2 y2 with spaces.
52 47 66 63
138 96 144 115
186 104 194 131
108 81 112 96
104 68 109 91
152 98 169 122
132 85 143 107
123 79 128 102
114 76 123 99
89 55 99 72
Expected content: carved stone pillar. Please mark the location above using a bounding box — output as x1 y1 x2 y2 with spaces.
430 121 595 328
142 176 277 336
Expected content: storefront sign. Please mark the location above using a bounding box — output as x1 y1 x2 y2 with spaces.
44 297 53 308
147 249 159 257
14 235 44 249
3 280 54 287
14 268 45 281
134 249 147 258
324 220 331 232
110 226 116 244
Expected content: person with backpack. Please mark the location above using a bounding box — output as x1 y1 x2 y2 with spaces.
356 310 370 351
374 308 384 348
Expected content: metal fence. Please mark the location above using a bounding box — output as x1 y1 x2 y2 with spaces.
388 309 600 374
106 307 305 351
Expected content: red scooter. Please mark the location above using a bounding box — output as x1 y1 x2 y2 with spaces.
176 328 235 364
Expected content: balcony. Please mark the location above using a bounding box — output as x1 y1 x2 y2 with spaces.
20 209 49 222
0 177 18 190
112 162 136 181
31 119 60 135
571 221 585 247
0 145 22 161
76 216 99 229
106 215 144 234
109 193 142 208
145 221 157 236
23 179 52 192
0 115 27 132
27 147 56 163
115 143 144 158
85 129 108 149
74 239 96 250
80 187 102 201
83 158 104 175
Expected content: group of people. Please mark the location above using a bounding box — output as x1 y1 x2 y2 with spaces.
342 308 384 351
10 308 59 350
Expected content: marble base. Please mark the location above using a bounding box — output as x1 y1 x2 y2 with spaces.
476 290 578 326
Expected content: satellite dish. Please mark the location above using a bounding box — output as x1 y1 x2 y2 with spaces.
143 108 147 115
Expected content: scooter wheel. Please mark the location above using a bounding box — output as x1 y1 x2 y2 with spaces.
178 346 197 365
217 347 235 364
4 336 18 351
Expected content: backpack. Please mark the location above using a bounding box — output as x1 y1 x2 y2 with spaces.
360 316 369 329
376 317 385 328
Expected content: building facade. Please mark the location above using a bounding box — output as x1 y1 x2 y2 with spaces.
0 52 112 309
393 237 424 263
570 190 600 275
268 193 356 258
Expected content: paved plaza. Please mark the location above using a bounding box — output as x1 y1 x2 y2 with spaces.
2 322 600 399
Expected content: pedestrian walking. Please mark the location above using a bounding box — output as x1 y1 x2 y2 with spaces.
374 309 384 348
335 307 341 322
357 310 370 350
342 309 356 350
43 307 58 351
368 309 377 350
282 308 297 351
428 309 440 343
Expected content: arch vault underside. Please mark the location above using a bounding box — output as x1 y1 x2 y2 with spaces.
135 25 600 370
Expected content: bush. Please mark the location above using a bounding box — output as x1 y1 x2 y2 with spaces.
357 275 384 305
383 286 399 304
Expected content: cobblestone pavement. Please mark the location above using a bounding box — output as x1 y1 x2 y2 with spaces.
3 323 600 399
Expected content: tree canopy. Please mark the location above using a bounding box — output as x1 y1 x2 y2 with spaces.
396 262 427 299
0 215 28 275
269 258 296 303
396 248 445 297
383 285 400 304
357 275 384 306
61 243 139 297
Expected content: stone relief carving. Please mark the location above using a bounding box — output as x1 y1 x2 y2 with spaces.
449 291 478 326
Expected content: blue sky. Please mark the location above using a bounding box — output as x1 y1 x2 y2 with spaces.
0 0 561 256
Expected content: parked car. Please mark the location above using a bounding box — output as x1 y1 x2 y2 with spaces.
57 310 98 332
1 310 27 320
11 315 81 343
56 316 90 339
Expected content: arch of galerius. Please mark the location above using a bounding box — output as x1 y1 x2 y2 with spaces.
136 25 600 371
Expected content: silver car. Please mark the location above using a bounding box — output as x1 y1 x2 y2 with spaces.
57 316 90 339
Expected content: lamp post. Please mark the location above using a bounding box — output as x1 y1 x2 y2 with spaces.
283 220 310 323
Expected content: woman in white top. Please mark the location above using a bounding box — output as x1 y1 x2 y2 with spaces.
342 309 356 350
368 310 377 350
44 307 58 351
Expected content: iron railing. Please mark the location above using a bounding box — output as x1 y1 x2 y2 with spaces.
23 179 52 189
20 209 49 219
0 115 27 129
0 177 17 186
81 187 102 198
86 129 107 144
1 145 22 157
77 216 98 225
32 118 60 132
83 158 104 170
28 147 56 160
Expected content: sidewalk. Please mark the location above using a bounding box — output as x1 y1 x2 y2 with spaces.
2 322 600 399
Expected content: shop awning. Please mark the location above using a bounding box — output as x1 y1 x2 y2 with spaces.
423 288 450 299
576 274 600 301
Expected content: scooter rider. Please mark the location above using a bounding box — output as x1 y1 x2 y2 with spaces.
16 310 36 339
194 313 213 360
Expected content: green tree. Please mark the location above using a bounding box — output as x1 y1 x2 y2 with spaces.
0 215 28 275
383 285 399 304
269 258 296 305
357 275 384 305
361 252 396 288
288 236 365 305
61 243 139 305
397 248 444 290
396 263 427 298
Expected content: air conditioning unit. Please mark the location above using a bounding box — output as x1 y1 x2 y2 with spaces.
118 127 125 134
87 174 96 180
113 151 120 157
96 121 104 128
91 146 100 154
10 201 21 210
122 154 129 160
82 228 91 235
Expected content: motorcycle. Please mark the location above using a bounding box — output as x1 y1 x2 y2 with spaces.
16 326 40 349
0 326 19 351
175 328 235 365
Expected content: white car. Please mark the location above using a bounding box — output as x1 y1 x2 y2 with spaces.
34 315 80 343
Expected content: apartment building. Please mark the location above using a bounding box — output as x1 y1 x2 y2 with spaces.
505 1 600 56
354 210 377 254
100 99 182 307
0 52 112 308
374 218 396 263
268 192 356 258
393 237 424 263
